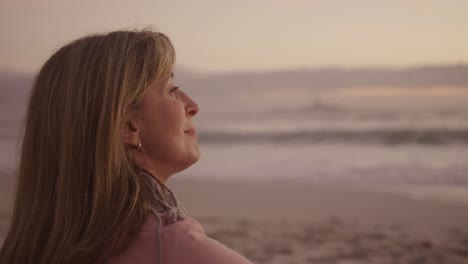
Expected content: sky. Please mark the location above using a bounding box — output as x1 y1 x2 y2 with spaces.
0 0 467 73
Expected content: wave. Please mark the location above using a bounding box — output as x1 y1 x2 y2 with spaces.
198 128 468 145
2 120 468 145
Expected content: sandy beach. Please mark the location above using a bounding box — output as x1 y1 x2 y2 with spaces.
171 178 468 264
1 174 468 263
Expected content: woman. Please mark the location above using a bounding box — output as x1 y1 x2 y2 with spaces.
0 29 252 264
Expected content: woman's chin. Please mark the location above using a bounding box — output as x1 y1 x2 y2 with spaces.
189 145 201 164
178 145 201 170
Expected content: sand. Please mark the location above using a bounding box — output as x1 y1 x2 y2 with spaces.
170 178 468 264
1 174 468 263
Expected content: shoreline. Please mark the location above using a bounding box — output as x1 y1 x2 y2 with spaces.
169 178 468 229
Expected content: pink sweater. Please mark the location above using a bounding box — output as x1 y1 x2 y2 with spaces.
106 213 253 264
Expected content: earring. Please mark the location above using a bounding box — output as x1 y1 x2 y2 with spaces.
136 140 142 151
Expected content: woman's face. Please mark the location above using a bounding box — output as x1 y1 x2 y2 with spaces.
136 71 200 180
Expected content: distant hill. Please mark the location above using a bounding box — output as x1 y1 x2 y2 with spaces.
0 71 33 118
1 64 468 109
175 64 468 92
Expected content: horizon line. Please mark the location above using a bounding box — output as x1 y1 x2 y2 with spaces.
1 62 468 76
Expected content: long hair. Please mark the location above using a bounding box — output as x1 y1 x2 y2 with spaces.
0 29 176 264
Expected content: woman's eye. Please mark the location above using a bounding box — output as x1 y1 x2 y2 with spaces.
170 86 180 94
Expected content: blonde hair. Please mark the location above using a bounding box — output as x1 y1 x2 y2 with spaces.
0 29 176 264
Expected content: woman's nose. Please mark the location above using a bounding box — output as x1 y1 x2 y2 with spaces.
187 100 199 117
182 92 199 117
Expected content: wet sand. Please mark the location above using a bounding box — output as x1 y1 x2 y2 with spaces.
170 178 468 264
1 174 468 263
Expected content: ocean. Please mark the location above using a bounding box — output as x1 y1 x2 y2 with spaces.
1 72 468 204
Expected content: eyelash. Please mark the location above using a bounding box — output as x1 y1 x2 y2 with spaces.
170 86 180 94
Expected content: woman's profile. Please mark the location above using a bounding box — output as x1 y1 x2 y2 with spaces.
0 29 252 264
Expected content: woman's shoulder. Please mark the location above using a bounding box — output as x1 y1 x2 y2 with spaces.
159 214 253 264
107 213 253 264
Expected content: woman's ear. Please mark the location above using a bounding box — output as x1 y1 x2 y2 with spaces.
122 113 141 148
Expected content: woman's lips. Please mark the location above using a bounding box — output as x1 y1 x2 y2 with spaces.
184 128 197 136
